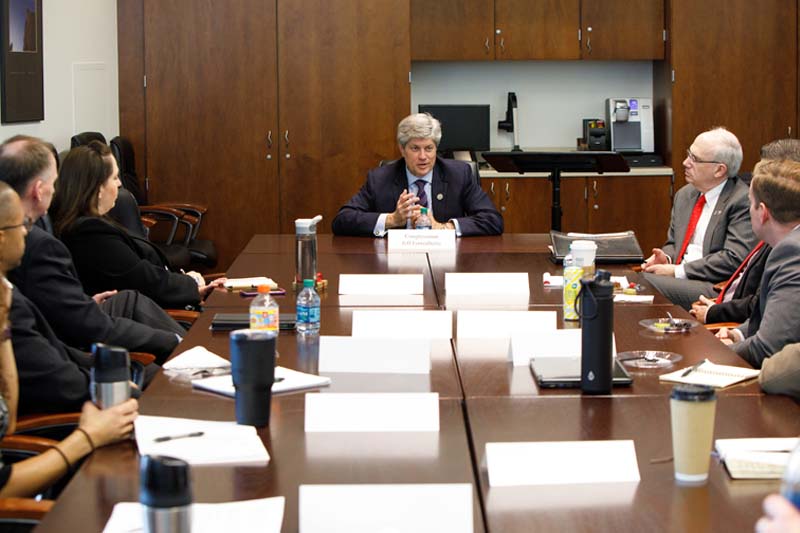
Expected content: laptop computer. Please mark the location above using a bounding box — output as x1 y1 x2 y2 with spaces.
530 356 633 388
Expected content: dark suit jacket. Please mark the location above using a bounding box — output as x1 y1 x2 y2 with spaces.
7 226 178 359
662 178 756 282
705 244 771 324
735 228 800 366
331 158 503 237
59 217 200 309
9 290 92 415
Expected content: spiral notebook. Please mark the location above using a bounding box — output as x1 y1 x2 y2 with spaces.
658 360 759 388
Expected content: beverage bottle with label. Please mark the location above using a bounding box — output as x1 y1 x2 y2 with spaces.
296 279 321 334
415 207 432 230
562 254 583 321
249 285 279 333
782 441 800 509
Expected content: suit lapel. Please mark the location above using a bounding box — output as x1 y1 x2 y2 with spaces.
431 160 448 212
702 178 736 255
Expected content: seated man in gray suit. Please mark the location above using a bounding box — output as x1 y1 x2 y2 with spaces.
642 127 756 309
332 113 503 237
716 159 800 366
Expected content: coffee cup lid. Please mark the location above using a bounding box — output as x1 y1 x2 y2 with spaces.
671 384 716 402
140 455 192 508
230 328 277 341
569 240 598 251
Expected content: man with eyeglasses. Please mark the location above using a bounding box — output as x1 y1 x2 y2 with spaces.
332 113 503 237
641 127 756 309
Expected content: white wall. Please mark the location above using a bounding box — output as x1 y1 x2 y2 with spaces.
411 61 653 150
0 0 119 152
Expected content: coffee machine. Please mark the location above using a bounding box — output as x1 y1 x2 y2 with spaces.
605 97 654 153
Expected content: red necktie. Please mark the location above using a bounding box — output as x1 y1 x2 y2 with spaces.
676 194 706 264
715 240 765 304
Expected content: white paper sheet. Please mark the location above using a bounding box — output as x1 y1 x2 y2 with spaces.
304 392 439 432
299 484 472 533
163 346 230 371
134 415 270 466
510 330 617 366
614 294 654 303
542 274 630 288
318 336 431 374
351 310 453 339
445 272 529 296
457 310 556 340
337 294 425 307
339 274 424 295
191 366 331 397
102 498 285 533
223 277 277 290
486 440 640 487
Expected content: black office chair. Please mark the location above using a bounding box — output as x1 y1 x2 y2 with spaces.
378 158 480 186
70 131 106 149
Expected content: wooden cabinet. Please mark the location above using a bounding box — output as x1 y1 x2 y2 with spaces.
481 177 552 233
412 0 663 61
581 0 665 60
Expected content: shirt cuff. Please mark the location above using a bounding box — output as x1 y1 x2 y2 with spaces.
450 219 462 237
373 214 388 237
674 263 687 279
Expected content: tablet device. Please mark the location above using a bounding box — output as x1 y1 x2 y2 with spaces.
530 356 633 388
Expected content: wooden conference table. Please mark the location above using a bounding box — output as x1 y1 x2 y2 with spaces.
34 234 799 532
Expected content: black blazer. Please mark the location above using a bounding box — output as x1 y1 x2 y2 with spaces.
9 290 92 415
332 158 503 237
706 244 770 324
7 226 178 359
59 217 200 309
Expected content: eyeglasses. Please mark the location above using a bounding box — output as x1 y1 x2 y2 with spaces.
0 217 33 232
686 149 721 165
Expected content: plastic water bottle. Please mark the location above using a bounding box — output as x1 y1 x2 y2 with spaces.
250 285 279 333
562 254 583 321
296 279 321 333
415 207 432 230
781 441 800 509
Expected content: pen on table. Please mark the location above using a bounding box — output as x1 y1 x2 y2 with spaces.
681 359 708 377
154 431 204 443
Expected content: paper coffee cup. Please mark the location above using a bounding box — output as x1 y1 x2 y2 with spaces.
670 384 716 482
570 240 597 275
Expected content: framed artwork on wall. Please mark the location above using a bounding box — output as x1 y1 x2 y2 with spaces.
1 0 43 123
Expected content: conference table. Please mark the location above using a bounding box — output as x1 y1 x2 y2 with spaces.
34 234 799 532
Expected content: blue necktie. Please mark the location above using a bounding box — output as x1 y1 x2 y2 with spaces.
414 179 428 209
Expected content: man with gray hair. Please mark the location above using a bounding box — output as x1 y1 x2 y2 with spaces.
642 127 756 309
332 113 503 236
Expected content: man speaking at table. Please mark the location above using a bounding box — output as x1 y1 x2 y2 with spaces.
332 113 503 237
642 127 756 309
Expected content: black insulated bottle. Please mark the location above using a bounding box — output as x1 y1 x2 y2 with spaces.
579 270 615 395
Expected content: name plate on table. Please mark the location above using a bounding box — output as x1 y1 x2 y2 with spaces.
445 272 530 295
299 484 473 533
339 274 424 295
511 330 617 366
318 336 431 374
351 310 453 339
305 392 439 432
457 310 556 340
388 229 456 251
486 440 640 487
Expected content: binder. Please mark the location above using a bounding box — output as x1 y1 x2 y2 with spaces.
550 231 644 264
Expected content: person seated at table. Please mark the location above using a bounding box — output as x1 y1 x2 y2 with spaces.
689 139 800 324
0 272 138 498
642 127 756 310
0 135 183 362
331 113 503 237
759 342 800 400
756 494 800 533
716 159 800 366
48 141 224 309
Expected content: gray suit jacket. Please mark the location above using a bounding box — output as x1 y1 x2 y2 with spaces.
662 178 755 283
734 227 800 366
760 342 800 400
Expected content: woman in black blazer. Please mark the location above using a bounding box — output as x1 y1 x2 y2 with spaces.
49 142 220 309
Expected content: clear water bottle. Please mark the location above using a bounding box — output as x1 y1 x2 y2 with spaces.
781 441 800 509
296 279 321 334
415 207 432 230
250 285 279 333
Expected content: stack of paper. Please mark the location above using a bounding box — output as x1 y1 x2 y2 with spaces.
163 346 230 378
659 360 759 388
715 438 797 479
134 415 270 466
192 366 331 397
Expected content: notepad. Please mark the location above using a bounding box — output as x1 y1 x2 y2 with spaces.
659 360 759 388
715 438 797 479
192 366 331 397
224 277 278 290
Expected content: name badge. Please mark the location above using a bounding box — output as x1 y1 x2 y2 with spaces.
388 229 456 251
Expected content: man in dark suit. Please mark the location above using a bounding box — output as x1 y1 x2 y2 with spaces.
332 113 503 237
642 127 756 309
716 159 800 366
0 135 182 363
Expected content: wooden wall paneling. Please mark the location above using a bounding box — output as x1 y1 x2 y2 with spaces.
277 0 411 233
410 0 494 60
581 0 665 60
116 0 146 183
143 0 279 269
494 0 580 60
669 0 797 187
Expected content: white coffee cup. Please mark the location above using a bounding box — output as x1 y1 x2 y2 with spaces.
570 240 597 275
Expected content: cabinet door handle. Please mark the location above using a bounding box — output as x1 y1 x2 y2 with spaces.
284 130 290 148
586 27 592 54
484 37 490 53
490 182 495 196
266 131 273 159
499 37 505 53
790 126 793 137
592 180 598 198
505 182 510 201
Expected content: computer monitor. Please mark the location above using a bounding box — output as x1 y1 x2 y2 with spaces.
417 104 490 154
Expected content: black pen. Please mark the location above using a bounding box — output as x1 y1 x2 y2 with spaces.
681 359 707 377
154 431 204 443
